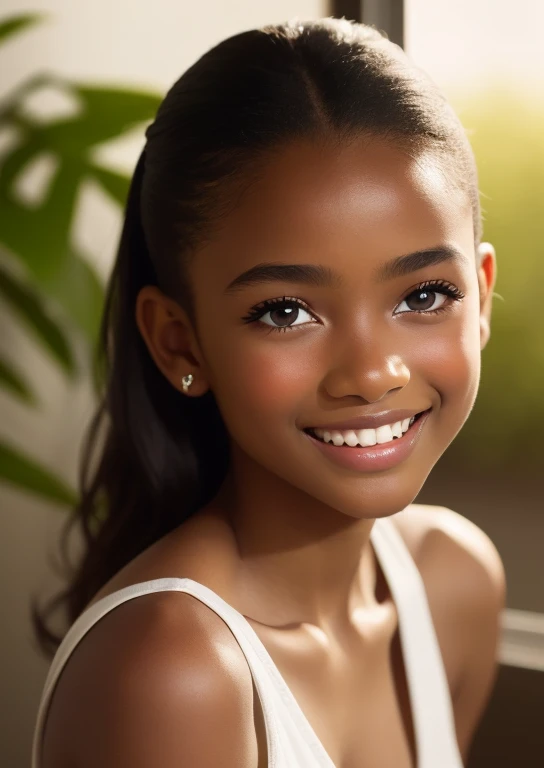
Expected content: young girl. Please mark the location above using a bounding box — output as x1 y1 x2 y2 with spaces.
32 17 505 768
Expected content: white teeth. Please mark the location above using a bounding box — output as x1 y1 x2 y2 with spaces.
357 428 377 447
313 415 420 448
331 432 345 446
376 424 394 444
343 430 360 447
391 421 403 439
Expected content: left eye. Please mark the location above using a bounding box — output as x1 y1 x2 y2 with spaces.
394 288 448 314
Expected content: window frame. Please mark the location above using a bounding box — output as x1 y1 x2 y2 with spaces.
330 0 404 48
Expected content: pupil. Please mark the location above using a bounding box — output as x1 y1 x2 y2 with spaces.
409 290 434 311
271 307 297 326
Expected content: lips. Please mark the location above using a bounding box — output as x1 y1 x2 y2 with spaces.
303 407 432 434
302 407 432 473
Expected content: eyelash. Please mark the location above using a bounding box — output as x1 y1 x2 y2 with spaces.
241 280 466 334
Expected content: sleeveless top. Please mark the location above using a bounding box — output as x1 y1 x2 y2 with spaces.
31 515 464 767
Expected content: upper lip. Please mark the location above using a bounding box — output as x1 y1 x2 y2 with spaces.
305 408 431 432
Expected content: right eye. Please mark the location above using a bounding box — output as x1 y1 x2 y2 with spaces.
241 296 318 333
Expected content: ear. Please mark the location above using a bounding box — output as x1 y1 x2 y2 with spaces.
476 242 497 350
135 286 209 396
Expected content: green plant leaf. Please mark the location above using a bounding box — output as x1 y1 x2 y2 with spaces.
0 13 46 46
0 439 77 506
0 214 105 346
40 252 105 346
0 143 84 281
46 84 161 149
0 263 76 376
4 82 162 155
0 76 158 279
0 75 156 338
0 356 35 403
89 163 130 208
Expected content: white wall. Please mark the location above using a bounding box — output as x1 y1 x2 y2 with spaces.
406 0 544 93
0 2 328 765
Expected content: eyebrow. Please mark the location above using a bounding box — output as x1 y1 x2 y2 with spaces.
224 246 467 294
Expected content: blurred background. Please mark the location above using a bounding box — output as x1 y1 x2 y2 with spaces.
0 0 542 765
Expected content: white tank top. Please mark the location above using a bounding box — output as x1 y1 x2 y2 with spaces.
31 515 463 767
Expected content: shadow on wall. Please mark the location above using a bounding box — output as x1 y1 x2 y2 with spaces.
0 13 161 510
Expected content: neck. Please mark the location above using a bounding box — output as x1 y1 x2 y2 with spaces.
211 448 380 632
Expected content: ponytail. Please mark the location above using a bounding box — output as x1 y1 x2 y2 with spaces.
32 148 229 656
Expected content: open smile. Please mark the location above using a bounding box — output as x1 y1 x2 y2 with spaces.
301 408 432 473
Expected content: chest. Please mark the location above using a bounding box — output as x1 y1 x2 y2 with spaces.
248 606 418 768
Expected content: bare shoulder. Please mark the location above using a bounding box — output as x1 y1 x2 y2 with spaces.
391 502 506 661
391 503 506 761
42 590 259 768
392 502 506 608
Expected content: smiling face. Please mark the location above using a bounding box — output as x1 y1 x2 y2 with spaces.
137 135 496 520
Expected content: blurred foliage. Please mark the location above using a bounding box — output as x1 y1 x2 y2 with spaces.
0 441 78 506
0 12 161 505
446 88 544 471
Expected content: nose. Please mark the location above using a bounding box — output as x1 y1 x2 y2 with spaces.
323 348 411 404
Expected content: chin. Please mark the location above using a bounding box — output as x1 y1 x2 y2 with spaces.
236 429 440 520
291 465 431 521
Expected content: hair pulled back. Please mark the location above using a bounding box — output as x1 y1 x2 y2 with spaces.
33 17 481 655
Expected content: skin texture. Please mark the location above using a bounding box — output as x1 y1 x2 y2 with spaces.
41 136 505 768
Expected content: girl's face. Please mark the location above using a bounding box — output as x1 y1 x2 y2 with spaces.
140 136 496 520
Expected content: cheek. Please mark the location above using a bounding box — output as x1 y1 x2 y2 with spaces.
205 330 312 434
422 301 482 412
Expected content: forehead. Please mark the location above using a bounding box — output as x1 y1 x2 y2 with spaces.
193 137 474 285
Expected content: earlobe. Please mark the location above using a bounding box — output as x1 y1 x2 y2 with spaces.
480 316 491 349
135 286 209 395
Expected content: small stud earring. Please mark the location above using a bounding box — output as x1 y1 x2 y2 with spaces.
181 373 194 393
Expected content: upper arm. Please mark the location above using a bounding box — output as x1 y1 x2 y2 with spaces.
404 505 506 763
41 592 259 768
439 509 506 762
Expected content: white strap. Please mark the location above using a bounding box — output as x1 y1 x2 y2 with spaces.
371 518 463 767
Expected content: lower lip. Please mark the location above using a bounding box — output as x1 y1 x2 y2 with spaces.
301 409 432 473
